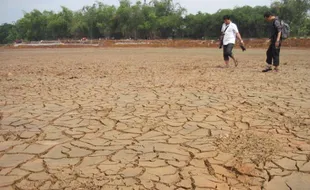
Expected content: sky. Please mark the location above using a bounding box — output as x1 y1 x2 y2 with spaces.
0 0 272 24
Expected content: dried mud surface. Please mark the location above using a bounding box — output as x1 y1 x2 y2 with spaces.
0 48 310 190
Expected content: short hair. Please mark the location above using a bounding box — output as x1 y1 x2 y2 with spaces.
223 15 230 20
264 12 273 18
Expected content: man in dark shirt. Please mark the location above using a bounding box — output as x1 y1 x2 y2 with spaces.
263 12 283 72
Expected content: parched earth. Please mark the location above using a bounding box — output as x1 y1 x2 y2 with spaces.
0 48 310 190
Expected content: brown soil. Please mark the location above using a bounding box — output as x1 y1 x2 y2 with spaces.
0 48 310 189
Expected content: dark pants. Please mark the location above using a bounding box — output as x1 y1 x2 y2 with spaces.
266 42 281 66
223 43 234 61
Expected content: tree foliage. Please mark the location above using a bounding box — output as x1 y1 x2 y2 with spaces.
0 0 309 43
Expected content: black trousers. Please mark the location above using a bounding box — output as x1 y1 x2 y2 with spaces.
266 43 281 66
223 43 234 61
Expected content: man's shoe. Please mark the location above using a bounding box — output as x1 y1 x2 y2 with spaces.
233 59 239 67
262 67 272 72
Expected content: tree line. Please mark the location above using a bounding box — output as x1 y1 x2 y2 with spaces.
0 0 310 44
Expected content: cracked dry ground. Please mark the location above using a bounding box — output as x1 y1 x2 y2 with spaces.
0 48 310 190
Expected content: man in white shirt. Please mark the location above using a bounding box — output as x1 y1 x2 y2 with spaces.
220 15 244 67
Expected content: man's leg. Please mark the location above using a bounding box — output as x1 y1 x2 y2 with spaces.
227 44 238 67
223 45 229 66
273 43 281 71
224 44 235 66
263 44 273 72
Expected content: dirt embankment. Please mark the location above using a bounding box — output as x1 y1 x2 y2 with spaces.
3 38 310 49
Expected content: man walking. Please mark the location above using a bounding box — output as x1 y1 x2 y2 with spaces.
263 12 282 72
220 15 244 67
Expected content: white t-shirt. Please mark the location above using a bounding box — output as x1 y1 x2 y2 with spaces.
221 22 239 45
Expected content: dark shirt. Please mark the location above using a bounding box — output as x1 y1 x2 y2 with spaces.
270 16 282 42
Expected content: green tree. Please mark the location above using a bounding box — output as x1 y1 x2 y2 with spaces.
0 0 309 43
0 23 16 44
114 0 133 38
184 12 211 39
151 0 185 38
81 4 101 39
70 11 88 38
46 7 73 39
138 4 158 39
96 2 117 38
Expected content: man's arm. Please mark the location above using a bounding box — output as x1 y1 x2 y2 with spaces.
274 20 282 47
220 24 225 35
236 32 244 44
276 31 282 42
234 25 244 44
275 31 282 47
